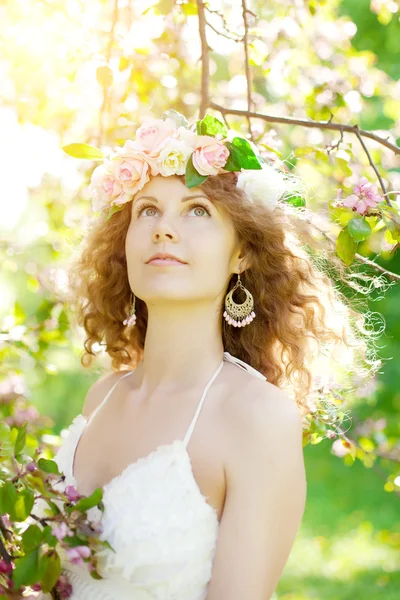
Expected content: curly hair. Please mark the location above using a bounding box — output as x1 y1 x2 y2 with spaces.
68 171 385 431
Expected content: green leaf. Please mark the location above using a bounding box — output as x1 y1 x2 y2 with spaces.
22 524 43 553
13 300 26 325
0 481 18 515
196 114 227 138
185 154 208 189
328 204 355 227
105 203 126 221
347 217 372 242
259 143 282 158
181 1 198 15
336 227 358 265
12 488 35 522
294 146 315 157
62 143 104 160
14 422 27 456
37 458 60 474
163 109 189 129
286 195 306 208
13 547 40 590
0 421 13 460
224 137 263 171
70 487 103 513
381 209 400 242
118 56 130 71
39 550 61 594
42 525 58 547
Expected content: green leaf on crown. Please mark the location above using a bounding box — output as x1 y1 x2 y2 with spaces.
163 109 189 129
185 154 208 189
347 216 372 242
196 114 228 138
105 203 126 221
62 143 104 160
286 195 306 208
224 137 263 171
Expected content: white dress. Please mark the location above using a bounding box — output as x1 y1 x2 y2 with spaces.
41 351 266 600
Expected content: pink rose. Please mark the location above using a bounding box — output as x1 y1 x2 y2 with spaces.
135 117 177 154
90 162 132 212
114 155 151 194
192 136 230 176
117 140 161 176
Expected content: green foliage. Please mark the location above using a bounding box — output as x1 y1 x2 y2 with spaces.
62 143 104 160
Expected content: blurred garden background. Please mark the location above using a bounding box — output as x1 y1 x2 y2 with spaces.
1 0 400 598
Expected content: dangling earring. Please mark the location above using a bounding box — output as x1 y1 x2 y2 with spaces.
223 273 256 327
123 292 137 328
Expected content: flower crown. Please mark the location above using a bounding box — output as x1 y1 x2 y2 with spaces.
63 110 304 220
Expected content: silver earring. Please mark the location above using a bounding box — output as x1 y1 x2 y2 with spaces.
223 273 255 327
123 292 137 328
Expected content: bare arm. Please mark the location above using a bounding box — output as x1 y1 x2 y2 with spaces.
206 385 307 600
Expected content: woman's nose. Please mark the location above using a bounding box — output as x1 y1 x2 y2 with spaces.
152 219 179 242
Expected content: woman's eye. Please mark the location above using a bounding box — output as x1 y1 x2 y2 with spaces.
135 202 211 217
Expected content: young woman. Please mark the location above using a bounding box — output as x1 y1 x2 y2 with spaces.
41 115 377 600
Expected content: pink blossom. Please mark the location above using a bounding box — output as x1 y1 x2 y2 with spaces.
0 373 28 402
12 406 40 427
192 136 230 176
0 559 13 574
337 177 382 216
65 484 80 502
30 583 42 591
66 545 91 566
51 521 74 542
55 573 73 598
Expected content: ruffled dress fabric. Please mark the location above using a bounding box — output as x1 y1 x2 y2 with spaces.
35 352 266 600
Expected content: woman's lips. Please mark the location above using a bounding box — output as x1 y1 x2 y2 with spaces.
147 258 187 266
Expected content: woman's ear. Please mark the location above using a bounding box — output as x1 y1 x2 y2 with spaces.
237 250 252 274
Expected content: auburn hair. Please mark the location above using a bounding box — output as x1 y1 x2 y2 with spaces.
68 171 384 429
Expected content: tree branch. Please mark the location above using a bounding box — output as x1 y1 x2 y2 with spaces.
208 102 400 157
196 1 210 119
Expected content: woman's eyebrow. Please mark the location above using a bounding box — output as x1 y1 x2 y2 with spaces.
133 194 211 204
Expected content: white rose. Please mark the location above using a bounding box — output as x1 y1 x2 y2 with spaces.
157 138 194 176
237 163 288 211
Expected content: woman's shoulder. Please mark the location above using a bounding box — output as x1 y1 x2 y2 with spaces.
81 369 134 420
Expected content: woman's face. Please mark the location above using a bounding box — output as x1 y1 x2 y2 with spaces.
125 175 244 308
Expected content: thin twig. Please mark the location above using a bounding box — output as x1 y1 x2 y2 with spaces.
241 0 255 143
205 18 243 41
353 125 392 206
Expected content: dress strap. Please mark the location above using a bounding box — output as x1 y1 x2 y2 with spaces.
223 351 267 381
182 358 225 448
86 370 135 427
